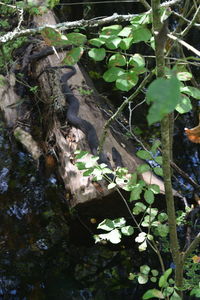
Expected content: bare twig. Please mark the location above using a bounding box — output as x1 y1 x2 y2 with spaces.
168 33 200 57
181 5 200 36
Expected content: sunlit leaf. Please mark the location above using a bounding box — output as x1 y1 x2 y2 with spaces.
138 274 148 284
103 67 125 82
181 86 200 99
140 265 150 275
88 48 106 61
97 219 115 231
136 150 152 160
116 71 138 91
108 53 127 67
175 95 192 114
121 225 134 236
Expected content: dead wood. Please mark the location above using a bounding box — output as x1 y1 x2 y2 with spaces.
0 9 183 211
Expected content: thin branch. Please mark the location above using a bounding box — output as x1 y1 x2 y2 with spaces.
168 33 200 57
0 13 138 45
182 233 200 262
172 11 200 28
181 5 200 36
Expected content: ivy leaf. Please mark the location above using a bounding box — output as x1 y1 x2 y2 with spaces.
66 32 87 46
132 202 147 215
88 48 106 61
41 27 70 47
181 86 200 99
175 95 192 114
146 76 181 125
132 26 152 43
119 37 134 50
108 53 127 67
105 36 122 50
89 38 105 47
177 71 192 81
129 53 145 68
116 72 138 91
118 26 132 37
62 47 84 65
103 67 125 82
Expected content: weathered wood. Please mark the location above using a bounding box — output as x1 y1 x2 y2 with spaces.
0 10 183 210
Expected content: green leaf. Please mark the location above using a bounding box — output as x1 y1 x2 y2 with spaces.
83 168 94 176
163 287 174 297
105 36 122 49
155 156 163 164
140 265 150 275
101 24 122 35
147 77 181 125
108 53 127 67
146 207 158 216
129 53 145 69
113 217 126 228
103 67 125 82
41 27 71 47
66 32 87 46
180 86 200 99
157 224 169 237
62 47 83 65
136 150 152 160
130 184 143 201
138 274 149 284
116 72 138 91
144 189 154 204
121 225 134 236
170 290 182 300
159 268 172 287
132 202 147 215
97 229 122 244
97 219 115 231
119 37 133 50
131 13 151 25
76 162 86 170
177 71 192 81
150 140 161 154
143 289 164 299
137 164 151 174
158 213 168 222
148 184 160 194
175 95 192 114
118 26 132 37
108 182 116 189
88 48 106 61
138 240 147 251
153 166 163 176
132 26 152 43
135 232 146 243
151 269 159 277
89 38 105 47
